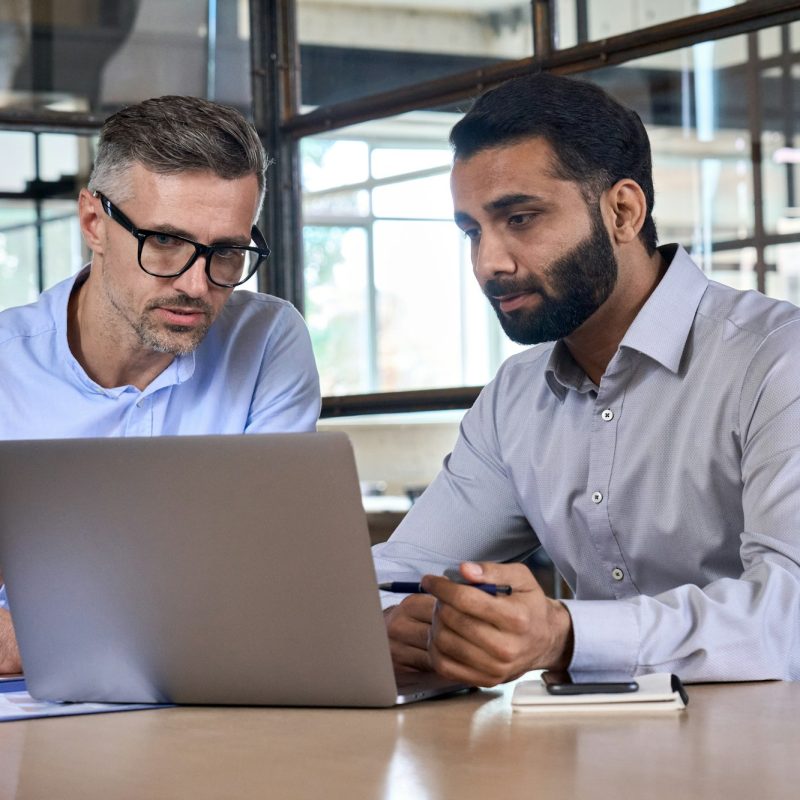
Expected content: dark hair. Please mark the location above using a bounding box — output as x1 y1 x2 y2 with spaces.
88 95 266 210
450 72 657 254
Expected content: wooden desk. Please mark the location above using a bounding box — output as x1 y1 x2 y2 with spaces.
0 680 795 799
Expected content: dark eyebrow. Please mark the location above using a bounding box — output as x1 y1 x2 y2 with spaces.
147 224 251 247
486 193 546 212
454 193 547 227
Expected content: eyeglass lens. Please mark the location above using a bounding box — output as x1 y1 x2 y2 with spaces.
141 234 260 285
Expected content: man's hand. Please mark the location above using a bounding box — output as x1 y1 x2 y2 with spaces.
422 562 573 687
383 594 435 673
0 608 22 675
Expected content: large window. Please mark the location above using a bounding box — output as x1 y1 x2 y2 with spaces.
292 9 800 399
2 0 800 390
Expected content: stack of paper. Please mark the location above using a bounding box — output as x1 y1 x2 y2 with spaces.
512 672 687 714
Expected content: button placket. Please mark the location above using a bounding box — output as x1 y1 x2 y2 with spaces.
584 378 633 599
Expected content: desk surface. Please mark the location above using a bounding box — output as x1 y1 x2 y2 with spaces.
0 679 796 799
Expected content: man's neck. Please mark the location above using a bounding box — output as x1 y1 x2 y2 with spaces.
563 248 667 386
67 275 175 392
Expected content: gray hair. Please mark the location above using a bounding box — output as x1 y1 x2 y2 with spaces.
88 95 267 212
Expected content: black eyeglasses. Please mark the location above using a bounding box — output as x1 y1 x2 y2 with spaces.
94 191 270 288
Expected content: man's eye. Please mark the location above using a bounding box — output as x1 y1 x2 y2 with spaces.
214 247 240 260
508 213 534 227
462 228 480 242
151 233 182 248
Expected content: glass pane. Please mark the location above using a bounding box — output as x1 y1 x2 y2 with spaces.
766 243 800 305
582 32 757 284
699 246 758 291
374 219 462 390
557 0 747 49
304 226 371 395
41 200 84 288
0 202 38 311
301 112 522 394
297 0 533 107
0 131 94 306
760 53 800 235
372 173 452 219
0 132 34 191
0 0 251 115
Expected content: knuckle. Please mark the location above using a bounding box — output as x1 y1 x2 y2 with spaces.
505 604 530 634
490 639 519 664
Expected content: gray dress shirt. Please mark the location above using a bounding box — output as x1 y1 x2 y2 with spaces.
373 244 800 682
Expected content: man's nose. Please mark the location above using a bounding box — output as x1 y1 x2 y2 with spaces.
473 231 516 284
171 254 212 297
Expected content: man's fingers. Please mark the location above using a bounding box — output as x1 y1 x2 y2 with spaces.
401 593 436 624
458 561 540 592
430 617 514 685
383 595 435 673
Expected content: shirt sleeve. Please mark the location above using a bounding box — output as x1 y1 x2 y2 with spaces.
564 322 800 681
0 584 7 609
372 377 541 610
245 304 321 434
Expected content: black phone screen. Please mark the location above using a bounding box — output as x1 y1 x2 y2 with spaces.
541 670 639 695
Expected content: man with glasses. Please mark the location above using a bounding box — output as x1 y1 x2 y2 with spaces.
0 95 320 672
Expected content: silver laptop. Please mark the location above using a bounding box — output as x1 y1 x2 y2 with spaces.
0 433 468 707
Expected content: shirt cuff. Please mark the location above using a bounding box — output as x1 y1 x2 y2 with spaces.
0 584 8 610
560 599 640 674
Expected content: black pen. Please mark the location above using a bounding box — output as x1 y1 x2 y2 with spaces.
378 581 512 596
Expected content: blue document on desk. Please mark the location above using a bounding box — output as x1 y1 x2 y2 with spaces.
0 677 172 722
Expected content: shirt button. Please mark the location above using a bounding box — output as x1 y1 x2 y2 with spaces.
601 409 614 421
612 567 624 581
591 491 603 504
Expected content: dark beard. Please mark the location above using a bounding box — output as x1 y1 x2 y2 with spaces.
483 207 618 345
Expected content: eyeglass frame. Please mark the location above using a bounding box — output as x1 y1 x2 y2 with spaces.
93 191 271 288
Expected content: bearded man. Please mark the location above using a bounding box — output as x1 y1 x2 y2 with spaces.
374 72 800 686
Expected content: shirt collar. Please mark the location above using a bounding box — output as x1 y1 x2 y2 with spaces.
618 244 708 374
544 244 708 399
545 341 595 400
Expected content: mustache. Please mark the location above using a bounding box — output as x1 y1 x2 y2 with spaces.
145 294 213 315
483 276 546 300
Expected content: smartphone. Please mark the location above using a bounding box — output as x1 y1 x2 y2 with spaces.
541 670 639 695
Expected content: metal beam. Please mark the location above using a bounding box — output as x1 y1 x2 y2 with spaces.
280 0 800 138
321 387 483 418
249 0 305 310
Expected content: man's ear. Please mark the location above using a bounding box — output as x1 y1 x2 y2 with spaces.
78 188 106 254
604 179 647 246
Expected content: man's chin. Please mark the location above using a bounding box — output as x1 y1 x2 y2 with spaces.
141 326 207 356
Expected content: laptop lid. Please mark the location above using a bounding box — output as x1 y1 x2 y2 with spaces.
0 433 459 707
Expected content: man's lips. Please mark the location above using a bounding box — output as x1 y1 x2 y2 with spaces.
154 306 208 326
493 291 540 314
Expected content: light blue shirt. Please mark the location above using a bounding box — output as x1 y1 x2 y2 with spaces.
0 267 321 608
373 245 800 682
